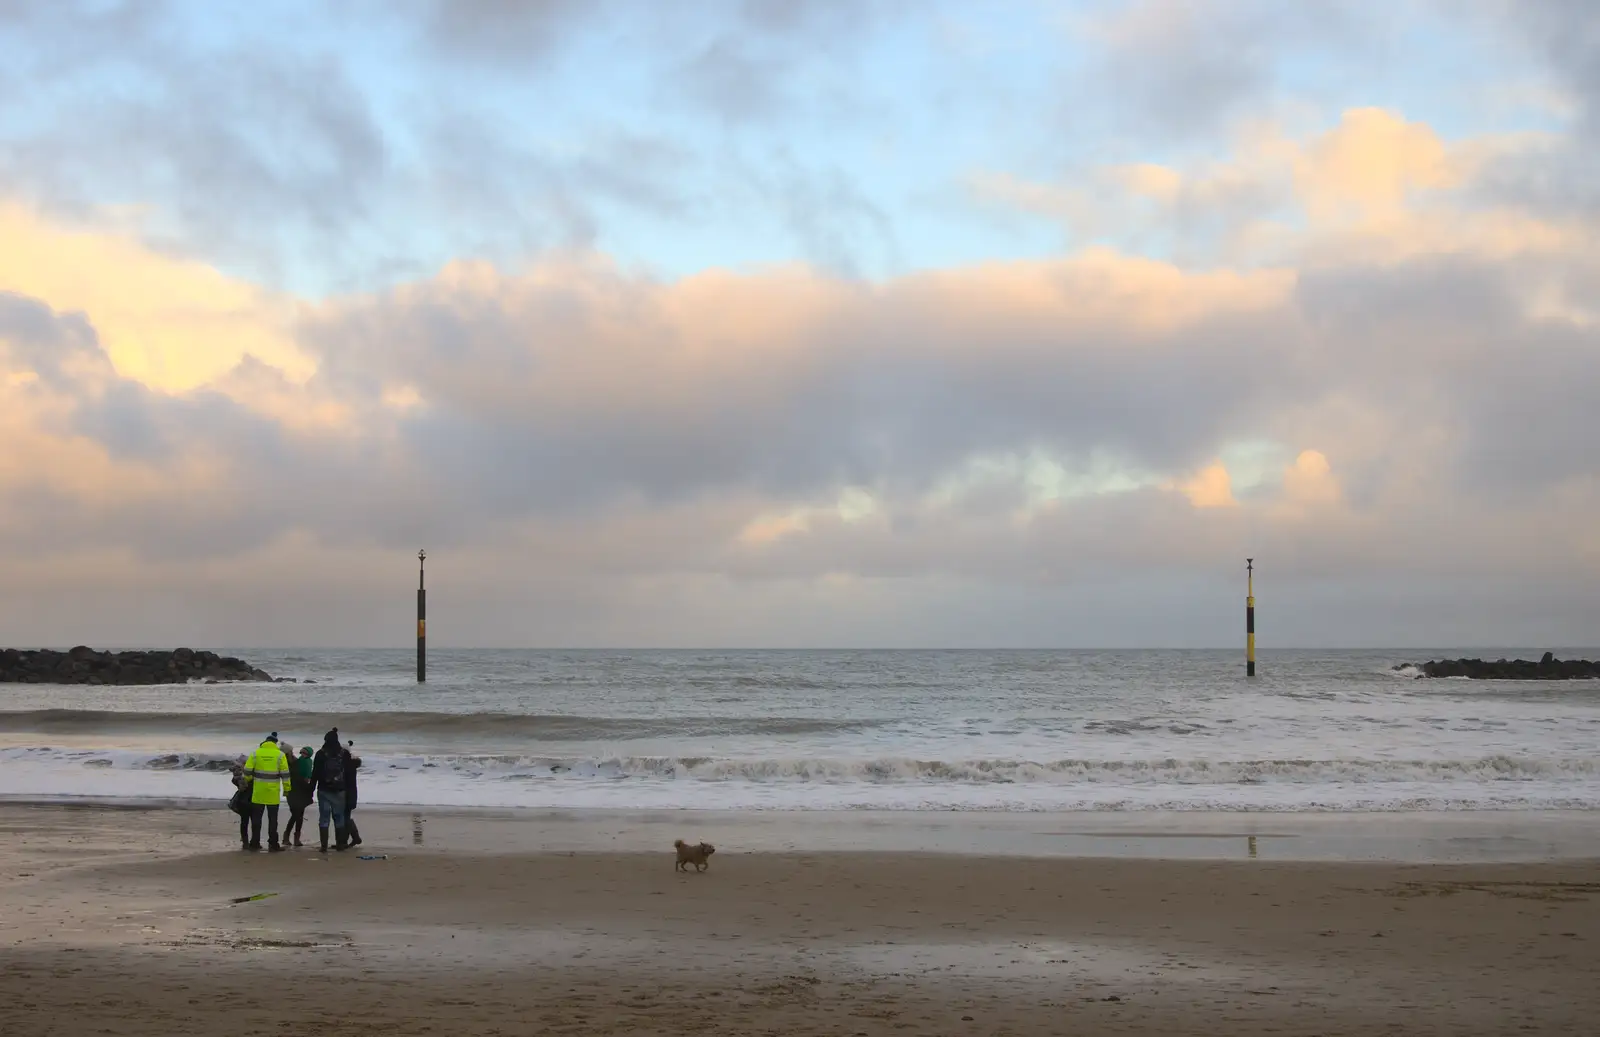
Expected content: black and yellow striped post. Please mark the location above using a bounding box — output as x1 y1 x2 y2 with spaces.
417 549 427 684
1245 557 1256 677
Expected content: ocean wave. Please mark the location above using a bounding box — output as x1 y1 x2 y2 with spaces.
0 747 245 772
433 753 1599 785
9 747 1594 785
685 675 835 690
0 709 889 741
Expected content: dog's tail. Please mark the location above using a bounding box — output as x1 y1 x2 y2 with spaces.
673 839 687 850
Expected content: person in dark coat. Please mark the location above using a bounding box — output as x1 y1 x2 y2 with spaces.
309 728 350 852
343 740 364 847
282 746 314 847
228 757 250 849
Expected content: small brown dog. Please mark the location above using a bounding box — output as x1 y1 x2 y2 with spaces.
674 839 715 872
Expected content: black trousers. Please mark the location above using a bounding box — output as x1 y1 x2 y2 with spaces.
248 803 280 847
345 804 360 842
238 809 250 845
285 803 308 842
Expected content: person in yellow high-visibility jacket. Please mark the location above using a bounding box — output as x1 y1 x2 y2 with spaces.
241 732 292 852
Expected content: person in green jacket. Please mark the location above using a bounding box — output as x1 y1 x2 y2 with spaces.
242 732 292 852
282 746 315 848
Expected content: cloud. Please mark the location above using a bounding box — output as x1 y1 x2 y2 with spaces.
1477 0 1600 130
1171 461 1238 509
1280 449 1341 509
0 204 311 390
1068 0 1371 138
0 1 715 292
1437 2 1600 224
975 107 1572 271
3 128 1597 645
2 9 1600 645
0 3 390 279
681 36 792 124
421 0 594 67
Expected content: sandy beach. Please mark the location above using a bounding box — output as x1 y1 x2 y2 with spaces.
2 804 1597 1036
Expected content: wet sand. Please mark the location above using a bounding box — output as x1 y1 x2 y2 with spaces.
2 804 1598 1035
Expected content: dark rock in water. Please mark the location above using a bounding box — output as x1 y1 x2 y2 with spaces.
0 648 272 685
1401 655 1600 680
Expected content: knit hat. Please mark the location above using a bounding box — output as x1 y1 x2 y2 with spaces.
265 732 278 742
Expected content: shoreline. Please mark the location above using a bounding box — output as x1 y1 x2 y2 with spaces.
3 803 1599 1035
3 799 1598 863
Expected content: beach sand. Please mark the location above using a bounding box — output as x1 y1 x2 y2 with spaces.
2 804 1597 1035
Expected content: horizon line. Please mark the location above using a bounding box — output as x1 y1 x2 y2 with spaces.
10 644 1596 654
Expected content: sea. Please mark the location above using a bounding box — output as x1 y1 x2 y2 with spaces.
1 648 1598 813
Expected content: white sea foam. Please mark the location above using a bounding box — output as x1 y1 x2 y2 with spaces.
3 745 1599 812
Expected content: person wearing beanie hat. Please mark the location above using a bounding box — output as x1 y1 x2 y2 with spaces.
342 739 364 847
309 727 351 852
282 744 315 848
241 732 291 852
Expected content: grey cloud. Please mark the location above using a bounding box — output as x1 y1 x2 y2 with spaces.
1070 0 1376 139
0 293 337 559
72 381 171 461
420 0 594 67
6 233 1600 645
0 41 389 287
1296 255 1600 493
297 257 1312 527
665 0 904 137
1459 0 1600 220
682 36 791 124
283 239 1600 596
0 0 909 300
763 158 899 277
0 291 107 384
1481 0 1600 129
0 0 164 63
734 0 903 36
9 226 1600 597
0 0 699 292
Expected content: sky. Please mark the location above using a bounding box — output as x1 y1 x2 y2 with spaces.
1 0 1598 649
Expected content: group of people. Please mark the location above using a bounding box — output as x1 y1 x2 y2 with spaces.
229 727 363 853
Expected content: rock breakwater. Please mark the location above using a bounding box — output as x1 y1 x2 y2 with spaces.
1401 652 1600 680
0 647 273 685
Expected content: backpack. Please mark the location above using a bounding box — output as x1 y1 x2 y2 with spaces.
317 748 346 792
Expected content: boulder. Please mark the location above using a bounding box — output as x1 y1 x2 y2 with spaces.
1405 654 1600 680
0 647 274 685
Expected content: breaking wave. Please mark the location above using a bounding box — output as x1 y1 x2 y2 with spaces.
6 746 1594 785
0 709 889 741
5 747 1599 812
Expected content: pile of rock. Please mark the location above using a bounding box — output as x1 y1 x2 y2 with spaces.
0 647 273 685
1401 652 1600 680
